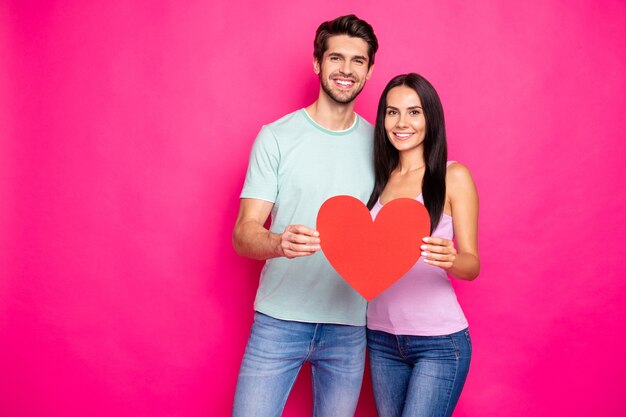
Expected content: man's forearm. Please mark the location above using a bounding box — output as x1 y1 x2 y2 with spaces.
233 220 283 260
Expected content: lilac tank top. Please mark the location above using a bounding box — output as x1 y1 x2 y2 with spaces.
366 162 468 336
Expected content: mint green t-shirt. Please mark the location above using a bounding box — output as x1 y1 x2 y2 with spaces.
240 109 374 325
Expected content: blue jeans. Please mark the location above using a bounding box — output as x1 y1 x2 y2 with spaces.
367 328 472 417
233 312 366 417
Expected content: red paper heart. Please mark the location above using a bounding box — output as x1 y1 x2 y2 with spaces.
316 195 430 301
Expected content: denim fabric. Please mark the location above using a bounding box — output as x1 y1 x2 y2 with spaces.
367 328 472 417
233 312 366 417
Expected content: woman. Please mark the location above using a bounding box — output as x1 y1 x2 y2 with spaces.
366 73 480 417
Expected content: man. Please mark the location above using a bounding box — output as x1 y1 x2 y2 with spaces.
232 15 378 417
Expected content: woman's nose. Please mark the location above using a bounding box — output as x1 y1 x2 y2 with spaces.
396 113 408 128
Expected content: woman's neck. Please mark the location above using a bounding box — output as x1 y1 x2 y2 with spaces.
396 148 426 175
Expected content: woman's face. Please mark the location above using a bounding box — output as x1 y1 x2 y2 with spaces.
384 85 426 152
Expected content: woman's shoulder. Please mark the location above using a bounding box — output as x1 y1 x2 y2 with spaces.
446 161 471 177
446 162 477 194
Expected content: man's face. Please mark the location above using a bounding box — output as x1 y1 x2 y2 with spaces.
315 35 374 104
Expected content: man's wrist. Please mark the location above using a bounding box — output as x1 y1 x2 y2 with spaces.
269 232 284 258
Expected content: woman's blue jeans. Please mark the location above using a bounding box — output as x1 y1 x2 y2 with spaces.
367 328 472 417
233 312 366 417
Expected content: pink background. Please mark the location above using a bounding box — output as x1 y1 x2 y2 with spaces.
2 1 626 416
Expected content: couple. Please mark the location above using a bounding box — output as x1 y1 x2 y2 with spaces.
232 15 479 417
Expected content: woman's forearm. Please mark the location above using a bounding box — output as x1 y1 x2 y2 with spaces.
448 253 480 280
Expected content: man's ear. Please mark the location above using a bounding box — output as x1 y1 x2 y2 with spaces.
366 64 375 80
313 59 320 75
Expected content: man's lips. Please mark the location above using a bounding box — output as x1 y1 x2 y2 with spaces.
333 78 356 89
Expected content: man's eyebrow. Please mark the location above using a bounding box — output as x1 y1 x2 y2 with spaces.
328 52 368 61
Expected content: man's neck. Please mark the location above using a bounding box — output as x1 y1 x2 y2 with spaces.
304 94 356 131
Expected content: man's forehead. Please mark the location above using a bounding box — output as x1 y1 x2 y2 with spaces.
324 35 369 57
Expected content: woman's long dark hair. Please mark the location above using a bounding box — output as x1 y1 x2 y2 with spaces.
366 73 448 233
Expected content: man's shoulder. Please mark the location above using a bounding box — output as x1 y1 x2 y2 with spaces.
355 113 374 132
264 109 303 131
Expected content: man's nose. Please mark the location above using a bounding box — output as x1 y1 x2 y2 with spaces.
340 60 353 76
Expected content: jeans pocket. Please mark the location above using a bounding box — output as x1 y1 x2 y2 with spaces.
449 334 461 359
464 329 472 354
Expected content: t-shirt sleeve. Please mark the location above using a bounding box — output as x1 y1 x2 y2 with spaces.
240 126 280 202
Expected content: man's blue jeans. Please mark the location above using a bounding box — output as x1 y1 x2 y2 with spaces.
233 312 366 417
367 328 472 417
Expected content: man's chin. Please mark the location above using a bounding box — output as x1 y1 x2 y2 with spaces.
325 88 361 105
331 96 356 105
